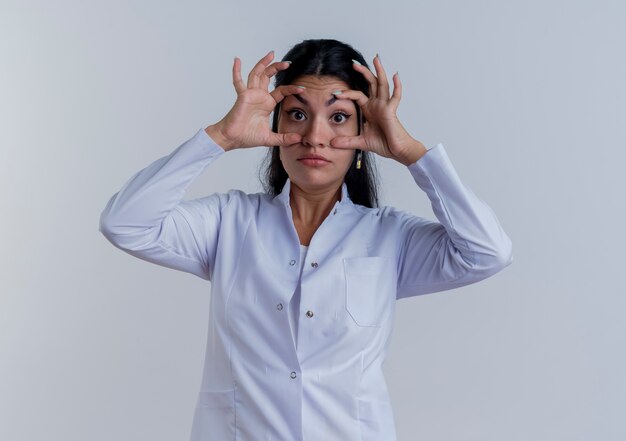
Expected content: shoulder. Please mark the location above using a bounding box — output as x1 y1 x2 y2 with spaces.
351 203 434 233
351 203 420 221
199 188 272 210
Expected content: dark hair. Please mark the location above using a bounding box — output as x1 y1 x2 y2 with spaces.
259 38 379 208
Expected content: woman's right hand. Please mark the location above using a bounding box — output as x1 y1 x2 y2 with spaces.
204 50 305 151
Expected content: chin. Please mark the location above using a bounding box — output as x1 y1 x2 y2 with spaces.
290 173 342 191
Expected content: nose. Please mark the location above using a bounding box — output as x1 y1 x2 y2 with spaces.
302 117 331 148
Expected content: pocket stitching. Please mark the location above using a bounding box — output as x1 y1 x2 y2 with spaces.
343 257 390 327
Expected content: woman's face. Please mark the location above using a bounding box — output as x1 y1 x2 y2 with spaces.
277 75 359 195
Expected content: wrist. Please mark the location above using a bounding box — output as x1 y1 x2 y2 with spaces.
397 140 428 166
204 123 236 151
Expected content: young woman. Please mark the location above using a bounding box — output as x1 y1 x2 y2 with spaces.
100 38 513 441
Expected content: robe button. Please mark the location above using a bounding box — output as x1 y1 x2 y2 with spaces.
290 371 297 379
277 303 283 311
306 310 314 318
289 260 296 266
310 261 318 268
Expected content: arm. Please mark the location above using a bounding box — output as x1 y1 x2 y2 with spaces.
99 51 308 281
395 143 513 299
326 55 512 296
98 128 230 281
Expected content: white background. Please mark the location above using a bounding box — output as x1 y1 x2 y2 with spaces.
1 0 625 440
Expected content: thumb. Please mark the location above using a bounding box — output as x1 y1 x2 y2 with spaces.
330 135 364 149
268 132 302 147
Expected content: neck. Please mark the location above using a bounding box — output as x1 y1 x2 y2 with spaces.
289 181 342 227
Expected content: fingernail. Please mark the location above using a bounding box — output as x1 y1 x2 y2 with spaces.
297 85 306 89
284 60 292 65
376 53 381 61
352 59 362 66
331 90 342 95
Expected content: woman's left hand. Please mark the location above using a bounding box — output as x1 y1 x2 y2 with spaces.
330 55 428 166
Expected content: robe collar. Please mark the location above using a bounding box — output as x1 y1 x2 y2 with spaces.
275 178 354 213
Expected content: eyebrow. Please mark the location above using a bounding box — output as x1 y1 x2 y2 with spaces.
292 94 338 107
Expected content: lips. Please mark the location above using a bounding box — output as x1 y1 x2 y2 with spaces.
296 150 332 167
298 154 329 162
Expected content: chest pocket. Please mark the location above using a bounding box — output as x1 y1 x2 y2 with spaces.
343 256 394 327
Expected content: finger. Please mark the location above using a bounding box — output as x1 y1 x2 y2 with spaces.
389 72 402 110
260 60 291 89
267 131 302 147
247 50 274 89
352 61 378 97
373 54 390 100
269 84 305 104
264 61 292 79
248 51 274 88
232 57 246 94
331 89 369 108
330 134 366 149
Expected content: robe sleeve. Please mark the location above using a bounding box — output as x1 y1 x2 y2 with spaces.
395 143 513 299
99 128 231 281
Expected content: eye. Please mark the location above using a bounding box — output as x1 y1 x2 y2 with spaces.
286 109 306 121
332 112 352 124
